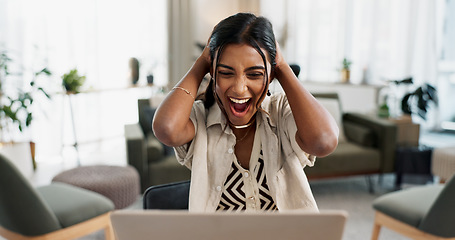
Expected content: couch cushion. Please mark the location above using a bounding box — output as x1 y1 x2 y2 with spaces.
146 134 165 163
373 185 442 227
140 106 156 134
37 182 114 228
344 121 376 147
317 98 346 142
148 155 192 186
305 142 380 177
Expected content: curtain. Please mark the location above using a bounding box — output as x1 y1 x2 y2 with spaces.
261 0 438 86
260 0 445 128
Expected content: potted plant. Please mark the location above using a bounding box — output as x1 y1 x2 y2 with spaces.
62 68 86 93
0 68 51 132
377 95 390 118
1 50 52 140
340 58 352 83
401 82 438 121
0 49 52 169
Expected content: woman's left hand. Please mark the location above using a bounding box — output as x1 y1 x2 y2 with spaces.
271 41 339 157
272 41 289 83
274 41 285 69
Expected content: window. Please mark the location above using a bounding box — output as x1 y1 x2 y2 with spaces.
0 0 168 159
260 0 438 85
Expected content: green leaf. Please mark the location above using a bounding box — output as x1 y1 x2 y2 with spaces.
38 87 51 99
62 68 86 92
36 67 52 76
26 113 32 126
401 93 413 115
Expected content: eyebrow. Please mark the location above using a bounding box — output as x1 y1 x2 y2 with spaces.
218 64 265 71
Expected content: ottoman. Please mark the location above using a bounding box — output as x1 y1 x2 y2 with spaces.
432 146 455 183
52 165 140 209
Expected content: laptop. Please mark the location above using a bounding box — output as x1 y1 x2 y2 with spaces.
110 210 348 240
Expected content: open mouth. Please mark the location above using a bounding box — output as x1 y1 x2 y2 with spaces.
229 97 252 117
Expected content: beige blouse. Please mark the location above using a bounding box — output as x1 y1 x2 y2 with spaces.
175 93 318 212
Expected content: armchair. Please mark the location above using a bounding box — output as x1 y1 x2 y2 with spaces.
371 176 455 239
0 154 115 240
305 93 398 191
124 99 191 192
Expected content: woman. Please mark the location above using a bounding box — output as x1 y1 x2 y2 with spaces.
153 13 339 212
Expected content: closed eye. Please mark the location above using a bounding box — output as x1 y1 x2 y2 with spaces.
218 71 234 76
246 72 264 79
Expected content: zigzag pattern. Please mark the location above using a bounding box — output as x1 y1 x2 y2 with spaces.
217 161 246 211
256 157 277 211
217 150 277 211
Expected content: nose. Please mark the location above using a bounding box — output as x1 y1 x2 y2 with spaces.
232 75 248 95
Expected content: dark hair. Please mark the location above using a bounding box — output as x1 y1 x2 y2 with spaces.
203 13 277 110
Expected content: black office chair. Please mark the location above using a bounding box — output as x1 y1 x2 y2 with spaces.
289 64 301 77
143 180 190 210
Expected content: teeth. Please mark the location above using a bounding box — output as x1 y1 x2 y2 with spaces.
230 98 250 104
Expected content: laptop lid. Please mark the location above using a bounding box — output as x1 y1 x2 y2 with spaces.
110 210 348 240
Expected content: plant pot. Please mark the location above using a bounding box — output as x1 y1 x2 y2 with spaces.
341 69 350 83
378 103 390 118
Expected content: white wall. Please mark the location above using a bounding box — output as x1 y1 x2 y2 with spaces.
167 0 260 88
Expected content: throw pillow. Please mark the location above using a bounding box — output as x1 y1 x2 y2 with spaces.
140 106 156 134
316 98 347 142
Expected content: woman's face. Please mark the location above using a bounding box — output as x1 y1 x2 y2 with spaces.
214 43 272 126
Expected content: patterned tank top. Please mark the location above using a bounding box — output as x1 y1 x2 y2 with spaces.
217 126 278 212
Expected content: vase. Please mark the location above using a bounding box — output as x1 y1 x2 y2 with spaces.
147 74 154 84
129 58 140 85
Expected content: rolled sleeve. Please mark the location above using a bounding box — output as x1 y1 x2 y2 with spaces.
285 115 316 167
174 105 199 170
277 94 316 168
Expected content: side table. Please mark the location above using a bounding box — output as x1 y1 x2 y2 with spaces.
395 145 433 189
387 115 420 147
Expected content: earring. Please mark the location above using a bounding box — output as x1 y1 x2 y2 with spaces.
267 90 271 96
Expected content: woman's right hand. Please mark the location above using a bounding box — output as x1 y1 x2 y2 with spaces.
153 37 213 147
197 37 212 76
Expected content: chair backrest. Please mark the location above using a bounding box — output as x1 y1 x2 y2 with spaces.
289 64 301 77
419 176 455 238
0 154 61 236
143 180 190 210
